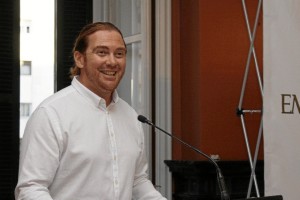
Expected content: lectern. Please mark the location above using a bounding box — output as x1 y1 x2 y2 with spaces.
165 160 283 200
165 160 266 200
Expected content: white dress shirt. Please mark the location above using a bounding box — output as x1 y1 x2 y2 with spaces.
15 77 166 200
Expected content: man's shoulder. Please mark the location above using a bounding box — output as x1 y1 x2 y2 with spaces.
39 85 75 108
117 98 135 111
115 97 139 119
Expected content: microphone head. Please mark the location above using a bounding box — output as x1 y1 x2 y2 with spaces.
138 115 148 123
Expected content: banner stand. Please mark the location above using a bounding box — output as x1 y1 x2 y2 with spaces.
236 0 263 198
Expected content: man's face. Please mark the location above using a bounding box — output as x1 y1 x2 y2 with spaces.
75 30 126 101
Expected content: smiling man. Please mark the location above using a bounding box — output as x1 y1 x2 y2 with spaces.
73 24 127 105
15 22 167 200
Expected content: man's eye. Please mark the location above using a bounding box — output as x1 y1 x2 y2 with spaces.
95 51 108 56
115 51 126 58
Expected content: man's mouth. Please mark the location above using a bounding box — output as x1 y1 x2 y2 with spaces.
102 71 116 76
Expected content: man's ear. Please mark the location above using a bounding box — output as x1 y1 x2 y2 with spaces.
74 51 85 68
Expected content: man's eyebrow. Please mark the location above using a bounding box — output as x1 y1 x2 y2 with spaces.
92 46 126 52
92 46 109 52
116 47 127 52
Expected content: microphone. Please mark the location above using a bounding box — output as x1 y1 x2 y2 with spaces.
138 115 230 200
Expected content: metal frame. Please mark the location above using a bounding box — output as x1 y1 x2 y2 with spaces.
237 0 263 198
155 0 172 199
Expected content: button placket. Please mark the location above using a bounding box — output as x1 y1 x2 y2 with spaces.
106 111 119 199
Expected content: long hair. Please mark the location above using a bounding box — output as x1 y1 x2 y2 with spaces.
70 22 126 78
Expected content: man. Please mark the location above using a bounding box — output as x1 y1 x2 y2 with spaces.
15 22 167 200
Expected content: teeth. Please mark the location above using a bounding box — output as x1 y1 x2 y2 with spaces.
103 71 116 76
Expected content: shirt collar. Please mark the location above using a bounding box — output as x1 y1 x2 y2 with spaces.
71 76 119 109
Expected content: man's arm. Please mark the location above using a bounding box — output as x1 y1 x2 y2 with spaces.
132 123 167 200
15 107 61 200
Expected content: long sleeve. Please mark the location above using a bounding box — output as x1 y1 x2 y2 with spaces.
15 107 61 200
132 123 167 200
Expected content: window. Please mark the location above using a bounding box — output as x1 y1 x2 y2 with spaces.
93 1 172 198
20 103 32 117
20 60 32 75
21 20 32 34
93 0 152 181
93 0 149 115
26 26 30 33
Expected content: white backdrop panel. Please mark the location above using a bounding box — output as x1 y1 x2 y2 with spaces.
263 0 300 199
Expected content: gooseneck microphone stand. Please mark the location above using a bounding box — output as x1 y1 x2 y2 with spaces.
138 115 230 200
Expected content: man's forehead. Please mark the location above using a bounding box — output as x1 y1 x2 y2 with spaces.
89 30 123 42
87 30 126 48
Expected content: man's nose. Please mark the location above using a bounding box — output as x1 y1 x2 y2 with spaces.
106 53 117 66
